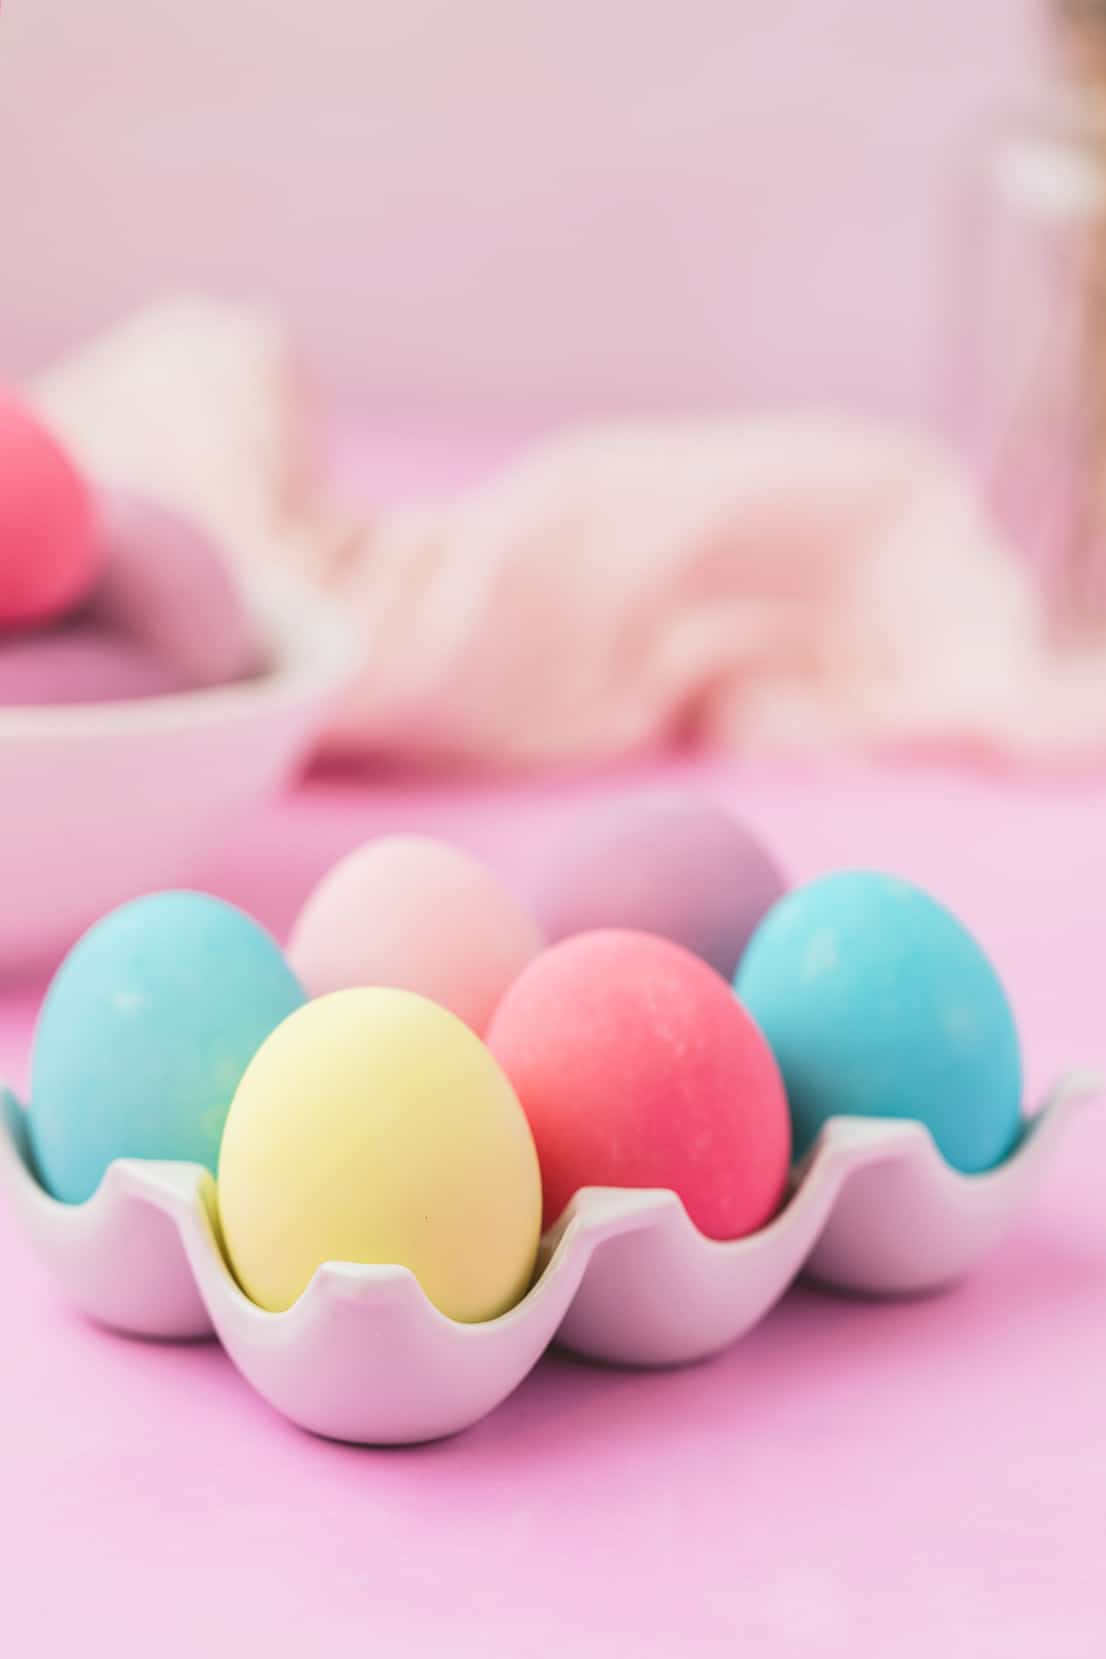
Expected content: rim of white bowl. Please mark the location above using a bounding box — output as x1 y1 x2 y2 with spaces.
0 569 359 743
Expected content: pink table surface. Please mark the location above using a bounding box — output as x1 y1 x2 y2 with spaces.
1 754 1104 1659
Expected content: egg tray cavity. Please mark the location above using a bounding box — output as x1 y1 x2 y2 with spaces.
0 1074 1098 1446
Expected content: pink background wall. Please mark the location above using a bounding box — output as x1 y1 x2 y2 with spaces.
1 2 1042 428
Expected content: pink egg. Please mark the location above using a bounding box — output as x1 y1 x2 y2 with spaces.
288 835 544 1035
0 621 188 706
0 389 98 629
88 488 260 688
534 794 786 979
486 929 791 1238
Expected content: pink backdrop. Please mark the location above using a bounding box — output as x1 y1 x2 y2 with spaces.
1 755 1105 1656
1 1 1042 428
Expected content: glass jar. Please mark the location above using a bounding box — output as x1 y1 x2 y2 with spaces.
963 12 1106 640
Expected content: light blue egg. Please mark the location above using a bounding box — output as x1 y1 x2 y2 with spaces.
734 870 1023 1174
29 891 305 1203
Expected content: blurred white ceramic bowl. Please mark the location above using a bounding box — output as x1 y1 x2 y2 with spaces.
0 572 356 974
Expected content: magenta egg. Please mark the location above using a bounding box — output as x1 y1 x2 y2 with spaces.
0 389 99 629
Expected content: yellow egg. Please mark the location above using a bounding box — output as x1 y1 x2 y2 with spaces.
217 988 543 1321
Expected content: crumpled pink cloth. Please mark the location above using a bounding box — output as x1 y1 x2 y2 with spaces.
31 297 1106 767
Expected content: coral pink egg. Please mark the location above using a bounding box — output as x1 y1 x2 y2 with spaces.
288 835 544 1036
486 929 791 1238
0 389 98 628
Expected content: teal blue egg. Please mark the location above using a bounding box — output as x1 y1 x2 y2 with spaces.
734 870 1023 1173
28 891 305 1203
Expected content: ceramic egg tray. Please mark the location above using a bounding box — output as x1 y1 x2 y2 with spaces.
0 1073 1098 1446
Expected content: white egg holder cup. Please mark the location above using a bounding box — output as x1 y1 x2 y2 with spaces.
0 1073 1099 1445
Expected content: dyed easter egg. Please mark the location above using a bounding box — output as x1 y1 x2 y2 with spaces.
486 930 791 1238
0 389 99 628
29 892 305 1203
288 835 543 1035
217 988 543 1319
735 870 1023 1173
0 621 187 706
534 793 786 978
89 489 260 688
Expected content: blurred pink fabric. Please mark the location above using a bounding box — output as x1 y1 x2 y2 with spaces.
31 299 1106 768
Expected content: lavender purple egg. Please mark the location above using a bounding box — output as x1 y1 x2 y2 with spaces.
533 793 787 979
0 487 261 709
88 488 260 689
0 622 187 705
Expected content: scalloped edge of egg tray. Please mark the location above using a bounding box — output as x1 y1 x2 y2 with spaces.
0 1073 1098 1444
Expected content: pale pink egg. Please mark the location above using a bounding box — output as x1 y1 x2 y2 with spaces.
288 835 544 1035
